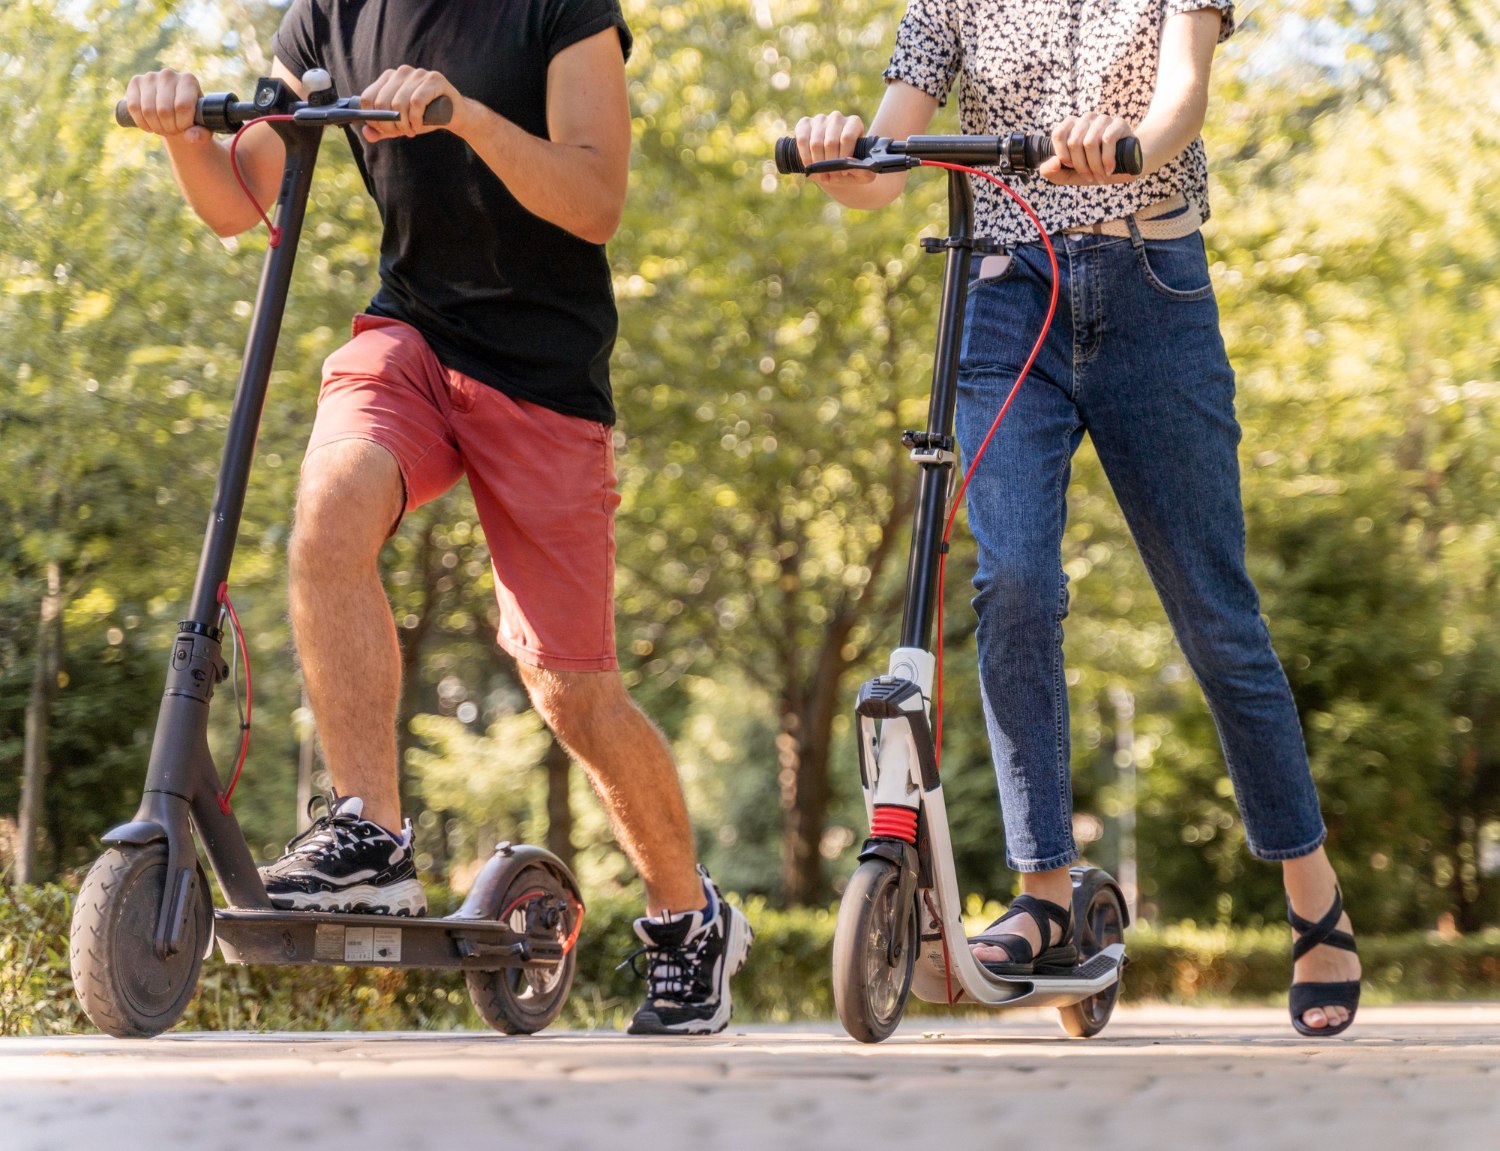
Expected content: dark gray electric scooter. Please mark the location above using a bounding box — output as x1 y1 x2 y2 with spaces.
70 72 582 1039
775 133 1138 1041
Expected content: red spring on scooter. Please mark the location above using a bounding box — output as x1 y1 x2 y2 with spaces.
870 805 919 844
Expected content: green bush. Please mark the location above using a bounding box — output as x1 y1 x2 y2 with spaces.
6 883 1499 1036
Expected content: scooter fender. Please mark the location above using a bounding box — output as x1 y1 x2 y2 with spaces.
1070 864 1131 930
100 819 169 846
451 842 584 922
100 819 216 959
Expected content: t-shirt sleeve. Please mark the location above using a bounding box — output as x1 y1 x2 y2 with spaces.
883 0 962 105
270 0 324 78
544 0 633 64
1163 0 1235 43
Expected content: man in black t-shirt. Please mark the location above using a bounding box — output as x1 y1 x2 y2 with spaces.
123 0 750 1036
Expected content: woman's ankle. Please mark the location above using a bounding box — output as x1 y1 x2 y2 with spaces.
1018 867 1074 908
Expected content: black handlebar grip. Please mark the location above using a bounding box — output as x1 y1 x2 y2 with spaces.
422 95 454 126
774 135 876 175
114 99 139 128
1028 134 1143 176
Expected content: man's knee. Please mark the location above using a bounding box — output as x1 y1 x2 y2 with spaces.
518 664 630 746
290 440 403 577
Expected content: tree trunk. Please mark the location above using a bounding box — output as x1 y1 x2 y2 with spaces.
395 515 443 827
542 738 576 873
778 624 853 907
776 464 915 907
295 684 317 832
17 561 62 886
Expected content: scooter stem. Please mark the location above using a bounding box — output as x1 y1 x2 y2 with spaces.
121 119 326 923
899 170 977 650
187 122 323 625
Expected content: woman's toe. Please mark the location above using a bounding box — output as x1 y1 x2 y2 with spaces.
1300 1007 1329 1030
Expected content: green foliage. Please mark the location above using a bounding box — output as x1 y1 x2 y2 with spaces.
0 883 76 1036
7 882 1500 1037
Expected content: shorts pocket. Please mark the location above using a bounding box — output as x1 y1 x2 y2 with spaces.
1134 235 1214 301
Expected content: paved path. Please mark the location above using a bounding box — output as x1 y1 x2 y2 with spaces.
3 1005 1498 1150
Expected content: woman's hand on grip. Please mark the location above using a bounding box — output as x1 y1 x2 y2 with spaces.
793 112 876 187
1043 112 1139 185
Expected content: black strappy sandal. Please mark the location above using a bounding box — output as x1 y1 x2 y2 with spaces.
1287 887 1361 1037
969 893 1078 976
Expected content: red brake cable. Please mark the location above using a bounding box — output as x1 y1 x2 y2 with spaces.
210 114 287 812
215 581 253 813
909 163 1059 1003
915 162 1061 771
227 115 294 247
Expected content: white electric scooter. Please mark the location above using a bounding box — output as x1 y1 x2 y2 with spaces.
775 131 1133 1042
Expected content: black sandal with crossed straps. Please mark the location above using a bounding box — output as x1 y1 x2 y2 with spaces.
969 893 1079 977
1288 886 1361 1037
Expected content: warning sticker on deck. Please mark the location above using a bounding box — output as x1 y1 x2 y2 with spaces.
373 926 402 963
343 926 374 962
314 923 344 962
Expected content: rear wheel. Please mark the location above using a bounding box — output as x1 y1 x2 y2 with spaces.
833 858 916 1044
1057 880 1126 1038
70 844 211 1038
465 865 579 1034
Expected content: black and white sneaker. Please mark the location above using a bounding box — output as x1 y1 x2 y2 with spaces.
258 794 426 916
625 869 753 1035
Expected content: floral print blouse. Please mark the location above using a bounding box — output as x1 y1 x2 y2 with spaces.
884 0 1235 242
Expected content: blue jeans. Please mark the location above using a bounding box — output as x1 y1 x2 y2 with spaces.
956 227 1326 871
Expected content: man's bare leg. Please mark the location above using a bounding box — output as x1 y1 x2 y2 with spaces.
517 664 701 914
287 439 406 833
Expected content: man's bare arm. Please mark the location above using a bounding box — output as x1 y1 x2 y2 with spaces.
124 60 306 236
359 29 630 244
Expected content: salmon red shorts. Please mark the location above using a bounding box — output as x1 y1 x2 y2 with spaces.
306 314 621 671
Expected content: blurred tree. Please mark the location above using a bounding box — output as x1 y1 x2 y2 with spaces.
611 0 957 905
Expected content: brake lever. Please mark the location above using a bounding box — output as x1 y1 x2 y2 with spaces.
292 106 401 124
805 151 920 176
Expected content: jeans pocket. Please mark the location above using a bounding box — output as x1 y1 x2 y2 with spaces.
972 251 1019 286
1134 235 1215 301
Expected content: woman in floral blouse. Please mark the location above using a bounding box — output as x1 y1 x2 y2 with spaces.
794 1 1361 1035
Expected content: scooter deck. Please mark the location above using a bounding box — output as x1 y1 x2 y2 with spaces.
911 942 1126 1008
213 907 564 971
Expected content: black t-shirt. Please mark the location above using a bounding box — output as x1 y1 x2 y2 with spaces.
272 0 632 424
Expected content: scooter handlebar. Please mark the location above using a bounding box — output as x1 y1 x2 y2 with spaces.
114 93 454 131
774 133 1143 177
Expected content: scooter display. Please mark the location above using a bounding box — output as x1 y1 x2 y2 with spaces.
70 72 582 1039
775 133 1136 1042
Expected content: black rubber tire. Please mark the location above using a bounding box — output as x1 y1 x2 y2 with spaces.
833 858 916 1044
69 844 211 1038
1057 882 1126 1038
465 865 578 1035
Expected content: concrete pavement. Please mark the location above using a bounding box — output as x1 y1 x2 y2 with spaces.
3 1005 1498 1150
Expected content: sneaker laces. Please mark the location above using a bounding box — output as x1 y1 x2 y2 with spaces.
619 930 711 1003
279 793 368 863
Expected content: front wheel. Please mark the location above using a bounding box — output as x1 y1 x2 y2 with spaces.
70 844 212 1038
1057 879 1126 1038
465 865 579 1034
833 858 916 1043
